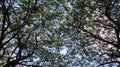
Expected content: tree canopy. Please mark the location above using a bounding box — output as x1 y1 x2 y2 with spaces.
0 0 120 67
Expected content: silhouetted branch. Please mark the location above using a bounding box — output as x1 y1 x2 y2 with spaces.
97 61 120 67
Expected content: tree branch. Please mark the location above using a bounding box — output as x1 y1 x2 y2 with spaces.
82 29 119 48
97 61 120 67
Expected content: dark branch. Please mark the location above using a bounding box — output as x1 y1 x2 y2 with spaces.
97 61 120 67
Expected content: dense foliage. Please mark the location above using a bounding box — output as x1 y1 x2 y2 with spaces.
69 0 120 66
0 0 119 67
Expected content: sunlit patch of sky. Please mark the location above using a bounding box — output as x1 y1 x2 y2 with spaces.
60 46 68 55
43 46 58 53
